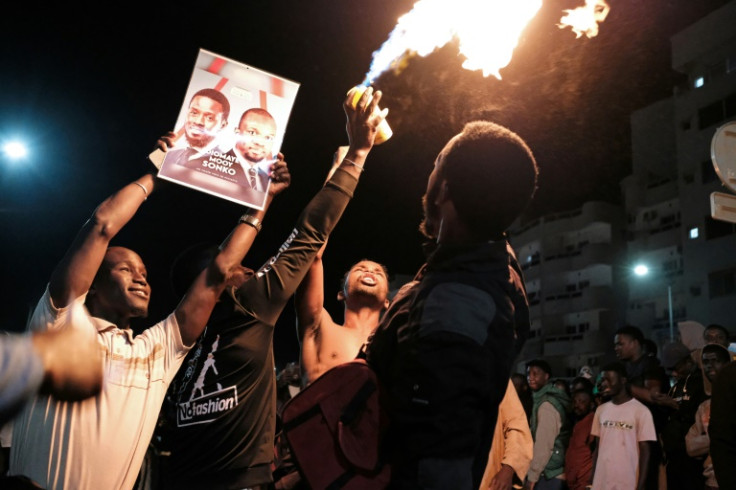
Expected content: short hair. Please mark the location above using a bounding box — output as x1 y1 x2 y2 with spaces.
702 343 732 363
526 359 552 376
704 324 730 339
572 387 594 399
600 361 628 380
441 121 538 239
615 325 644 345
190 88 231 121
238 107 275 128
571 376 594 393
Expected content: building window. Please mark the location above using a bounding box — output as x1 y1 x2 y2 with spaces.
709 268 736 298
689 227 699 239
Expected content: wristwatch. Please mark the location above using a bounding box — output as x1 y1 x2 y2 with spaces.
239 213 262 233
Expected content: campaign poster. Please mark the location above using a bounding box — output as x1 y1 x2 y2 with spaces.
156 48 300 210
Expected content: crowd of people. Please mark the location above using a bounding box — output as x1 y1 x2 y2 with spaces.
457 323 735 490
0 82 735 490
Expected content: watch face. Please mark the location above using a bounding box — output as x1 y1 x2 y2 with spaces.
711 121 736 193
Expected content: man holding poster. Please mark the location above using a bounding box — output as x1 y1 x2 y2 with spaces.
158 86 386 490
8 157 291 489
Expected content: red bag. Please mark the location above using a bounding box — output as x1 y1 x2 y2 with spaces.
281 360 391 489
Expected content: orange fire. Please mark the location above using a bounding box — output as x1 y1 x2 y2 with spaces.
363 0 611 84
558 0 611 39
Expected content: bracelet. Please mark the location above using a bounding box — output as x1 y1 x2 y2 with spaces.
133 182 149 200
342 158 365 173
239 213 262 233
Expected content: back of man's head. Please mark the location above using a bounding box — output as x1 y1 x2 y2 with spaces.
442 121 538 240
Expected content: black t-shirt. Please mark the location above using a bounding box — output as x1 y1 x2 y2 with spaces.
159 169 358 489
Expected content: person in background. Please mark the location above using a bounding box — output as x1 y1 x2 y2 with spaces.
613 324 667 489
564 387 596 490
524 359 571 490
655 341 707 490
480 379 534 490
685 343 732 490
590 362 656 490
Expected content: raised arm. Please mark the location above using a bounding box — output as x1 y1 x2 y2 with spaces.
174 152 290 345
48 172 155 308
295 241 329 342
294 148 346 341
152 128 293 346
236 87 385 326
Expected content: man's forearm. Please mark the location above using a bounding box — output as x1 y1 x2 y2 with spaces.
49 173 155 305
297 168 359 237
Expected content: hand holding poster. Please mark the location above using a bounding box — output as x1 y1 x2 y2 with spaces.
154 48 300 210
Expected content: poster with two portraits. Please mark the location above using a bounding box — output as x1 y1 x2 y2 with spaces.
154 48 300 210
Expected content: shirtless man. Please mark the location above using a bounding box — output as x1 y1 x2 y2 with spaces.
295 245 389 385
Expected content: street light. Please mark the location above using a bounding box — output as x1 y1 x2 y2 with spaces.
633 263 674 341
2 140 28 160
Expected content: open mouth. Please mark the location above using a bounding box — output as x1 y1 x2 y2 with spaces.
361 275 377 286
130 289 149 299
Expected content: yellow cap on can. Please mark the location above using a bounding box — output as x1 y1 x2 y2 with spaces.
348 85 392 145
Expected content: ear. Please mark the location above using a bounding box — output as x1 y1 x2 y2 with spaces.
337 290 346 302
436 179 451 206
383 298 390 309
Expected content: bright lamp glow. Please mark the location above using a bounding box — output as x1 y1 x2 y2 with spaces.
3 141 28 159
633 264 649 276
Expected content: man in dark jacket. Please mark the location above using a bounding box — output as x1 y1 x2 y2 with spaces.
366 121 539 489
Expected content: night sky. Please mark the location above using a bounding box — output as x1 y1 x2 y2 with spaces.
0 0 730 365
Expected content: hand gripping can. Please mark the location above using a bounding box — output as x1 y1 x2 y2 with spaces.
348 85 393 145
